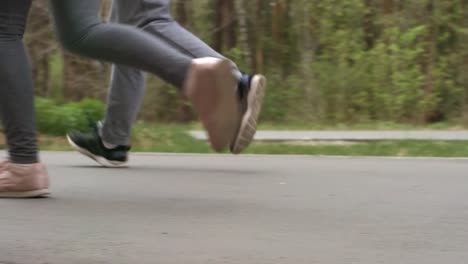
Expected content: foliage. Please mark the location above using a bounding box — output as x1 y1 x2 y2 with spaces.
36 97 105 135
25 0 468 125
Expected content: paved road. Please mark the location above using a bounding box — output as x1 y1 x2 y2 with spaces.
1 152 468 264
190 130 468 141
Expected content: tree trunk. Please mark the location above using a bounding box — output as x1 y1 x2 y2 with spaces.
383 0 394 15
301 0 318 111
363 0 376 50
423 0 439 123
176 0 188 26
235 0 252 70
175 0 195 122
213 0 236 52
254 0 264 73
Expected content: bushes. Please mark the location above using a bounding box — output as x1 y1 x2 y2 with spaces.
36 97 105 135
24 0 468 127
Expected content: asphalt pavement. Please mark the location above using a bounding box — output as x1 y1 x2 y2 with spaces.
1 152 468 264
190 130 468 141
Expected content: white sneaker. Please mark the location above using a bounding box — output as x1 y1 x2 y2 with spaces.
231 74 267 154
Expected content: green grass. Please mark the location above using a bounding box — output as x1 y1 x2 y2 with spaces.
257 121 464 131
3 123 468 157
130 123 211 153
113 122 468 157
245 141 468 157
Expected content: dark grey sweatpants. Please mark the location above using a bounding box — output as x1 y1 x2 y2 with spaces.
101 0 242 146
0 0 38 163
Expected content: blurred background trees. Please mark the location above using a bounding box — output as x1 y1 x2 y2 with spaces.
25 0 468 125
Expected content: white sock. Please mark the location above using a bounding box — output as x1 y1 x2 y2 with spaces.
97 121 118 149
102 140 117 149
13 163 36 167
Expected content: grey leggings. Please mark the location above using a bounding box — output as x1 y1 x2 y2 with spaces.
49 0 193 87
0 0 38 163
102 0 242 146
0 0 221 163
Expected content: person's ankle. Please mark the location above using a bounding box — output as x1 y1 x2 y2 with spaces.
237 74 250 99
102 139 118 150
10 159 39 166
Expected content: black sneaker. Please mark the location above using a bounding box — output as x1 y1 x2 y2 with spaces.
66 124 130 167
230 74 267 154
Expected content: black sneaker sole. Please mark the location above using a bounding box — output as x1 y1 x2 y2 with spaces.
230 75 267 154
67 135 128 168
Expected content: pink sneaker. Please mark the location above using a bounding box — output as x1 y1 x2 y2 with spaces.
0 160 9 173
0 162 50 198
184 58 241 152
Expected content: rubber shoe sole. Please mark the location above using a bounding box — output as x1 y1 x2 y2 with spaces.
0 189 50 198
67 135 128 168
230 75 267 154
